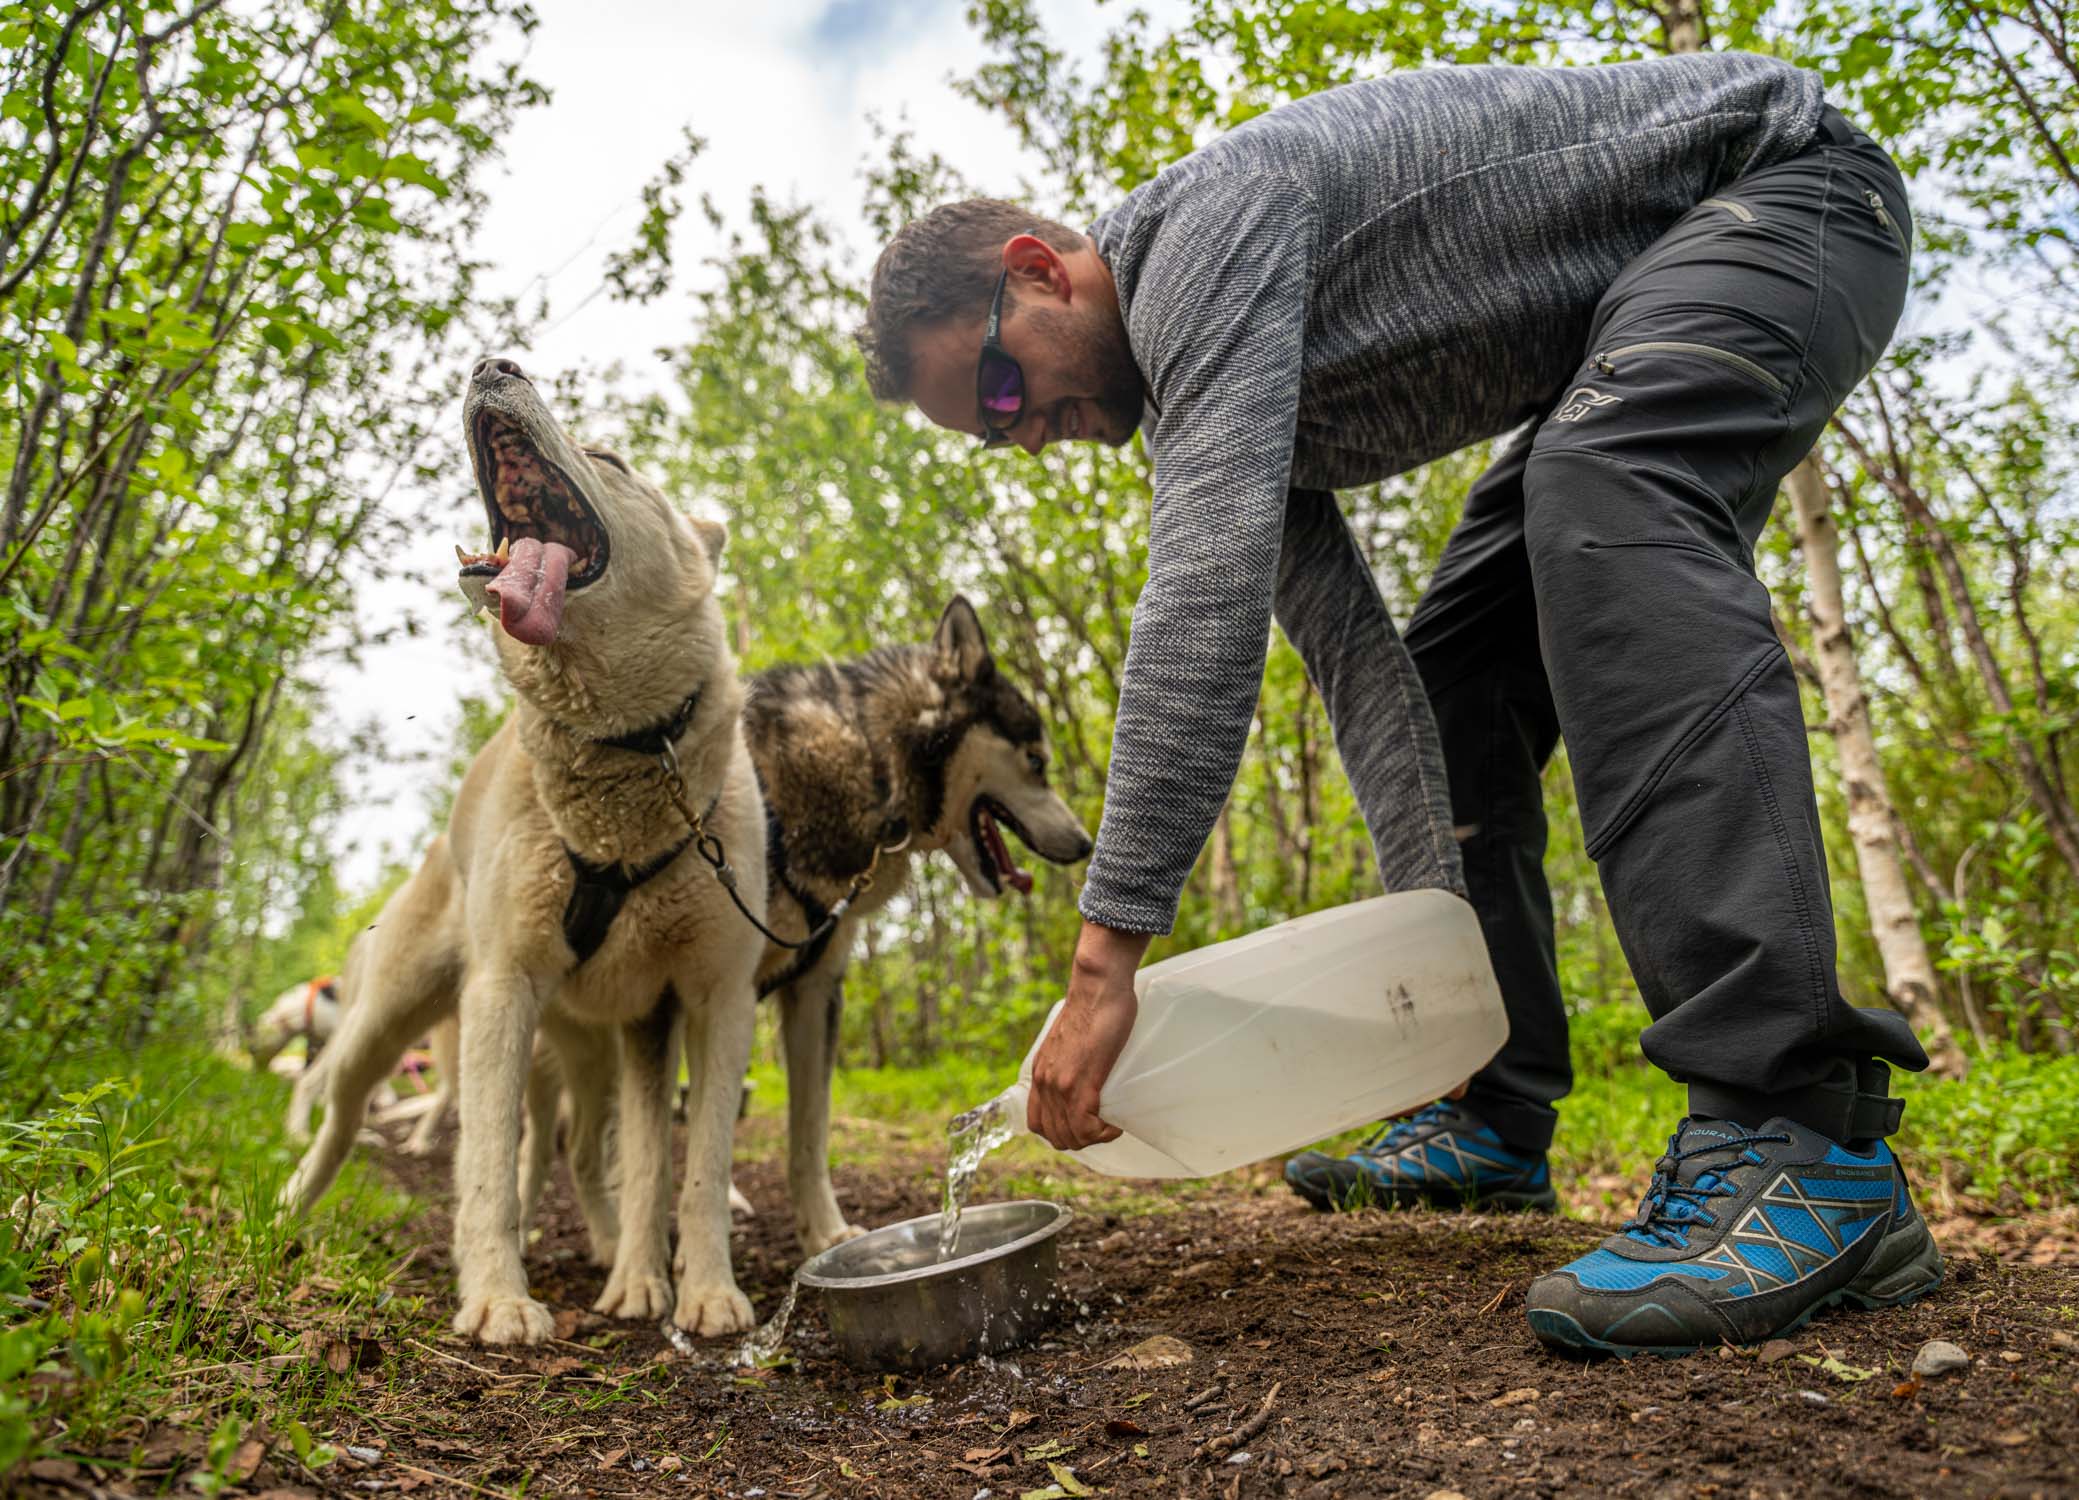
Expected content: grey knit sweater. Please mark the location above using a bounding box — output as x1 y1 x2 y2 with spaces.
1078 53 1824 935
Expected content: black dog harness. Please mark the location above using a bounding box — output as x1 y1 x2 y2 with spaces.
560 687 708 965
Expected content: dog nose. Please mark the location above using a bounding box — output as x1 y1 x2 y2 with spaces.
1073 835 1094 861
472 356 527 384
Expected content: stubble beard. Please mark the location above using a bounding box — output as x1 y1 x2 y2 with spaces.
1028 304 1145 445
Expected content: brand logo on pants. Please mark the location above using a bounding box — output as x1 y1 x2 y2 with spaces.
1554 386 1624 422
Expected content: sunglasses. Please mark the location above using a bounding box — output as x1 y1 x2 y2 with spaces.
975 268 1025 450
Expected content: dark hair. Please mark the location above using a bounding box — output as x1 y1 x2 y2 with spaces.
856 198 1085 401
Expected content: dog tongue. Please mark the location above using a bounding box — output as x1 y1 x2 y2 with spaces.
979 810 1034 895
486 536 574 646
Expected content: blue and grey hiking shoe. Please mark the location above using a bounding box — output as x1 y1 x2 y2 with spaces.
1283 1100 1558 1213
1526 1116 1944 1357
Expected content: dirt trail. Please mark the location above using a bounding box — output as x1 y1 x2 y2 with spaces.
33 1117 2079 1498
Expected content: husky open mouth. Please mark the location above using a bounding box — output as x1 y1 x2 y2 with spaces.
969 797 1035 896
458 407 610 646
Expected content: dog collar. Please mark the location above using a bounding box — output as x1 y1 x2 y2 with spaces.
593 684 704 758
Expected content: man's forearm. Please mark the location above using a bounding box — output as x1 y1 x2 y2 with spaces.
1073 920 1154 990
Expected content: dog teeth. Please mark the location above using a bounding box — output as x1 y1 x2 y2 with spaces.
496 536 510 561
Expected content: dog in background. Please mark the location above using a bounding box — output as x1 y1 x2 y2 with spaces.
734 597 1092 1253
248 976 339 1071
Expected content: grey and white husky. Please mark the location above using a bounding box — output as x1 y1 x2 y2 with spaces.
732 596 1093 1252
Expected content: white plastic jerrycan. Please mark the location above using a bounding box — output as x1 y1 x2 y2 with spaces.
996 888 1508 1178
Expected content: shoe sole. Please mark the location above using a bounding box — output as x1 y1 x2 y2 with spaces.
1529 1220 1946 1359
1286 1169 1557 1216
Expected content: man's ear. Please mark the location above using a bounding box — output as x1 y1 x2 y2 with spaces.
932 595 992 680
1002 233 1074 304
691 517 728 564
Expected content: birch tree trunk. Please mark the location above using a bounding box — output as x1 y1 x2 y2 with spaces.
1209 801 1246 935
1786 457 1967 1077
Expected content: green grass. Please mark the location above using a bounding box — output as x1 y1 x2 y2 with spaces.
0 1050 429 1483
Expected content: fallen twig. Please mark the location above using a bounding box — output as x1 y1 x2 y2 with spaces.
1195 1380 1280 1459
1477 1283 1511 1316
1181 1383 1224 1412
389 1457 504 1498
406 1337 527 1380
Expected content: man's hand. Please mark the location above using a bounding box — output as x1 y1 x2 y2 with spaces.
1028 921 1151 1150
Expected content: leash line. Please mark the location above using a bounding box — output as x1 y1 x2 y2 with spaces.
654 740 905 953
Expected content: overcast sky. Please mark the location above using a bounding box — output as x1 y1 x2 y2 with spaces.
320 0 1155 889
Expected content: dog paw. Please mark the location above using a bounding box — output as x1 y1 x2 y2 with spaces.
595 1264 674 1321
798 1221 867 1259
672 1282 755 1338
452 1294 554 1346
728 1183 755 1219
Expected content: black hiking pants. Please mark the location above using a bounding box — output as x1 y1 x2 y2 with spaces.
1402 106 1928 1155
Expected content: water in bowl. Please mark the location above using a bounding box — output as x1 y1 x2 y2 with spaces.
938 1094 1018 1261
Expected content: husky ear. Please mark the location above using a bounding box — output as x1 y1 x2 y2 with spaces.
691 517 728 565
932 595 992 680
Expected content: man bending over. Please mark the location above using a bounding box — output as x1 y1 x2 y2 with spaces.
857 52 1941 1355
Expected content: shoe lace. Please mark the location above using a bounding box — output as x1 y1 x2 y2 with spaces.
1358 1101 1453 1155
1625 1120 1790 1249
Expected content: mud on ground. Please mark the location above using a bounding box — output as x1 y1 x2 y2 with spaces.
31 1115 2079 1499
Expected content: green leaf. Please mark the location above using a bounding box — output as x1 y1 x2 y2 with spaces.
1798 1353 1879 1382
328 94 391 139
1048 1463 1093 1496
1023 1439 1074 1461
383 154 448 197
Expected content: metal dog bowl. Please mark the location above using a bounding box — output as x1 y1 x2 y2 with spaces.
797 1200 1071 1372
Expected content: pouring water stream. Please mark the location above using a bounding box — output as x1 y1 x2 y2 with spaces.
938 1092 1017 1260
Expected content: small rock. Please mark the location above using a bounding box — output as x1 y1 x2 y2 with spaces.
1104 1334 1194 1371
1094 1230 1133 1255
1488 1387 1539 1407
1758 1339 1797 1365
1226 1451 1251 1465
1513 1417 1536 1432
1999 1350 2023 1363
1912 1340 1970 1377
1426 1491 1472 1500
2050 1331 2079 1353
1798 1389 1830 1405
